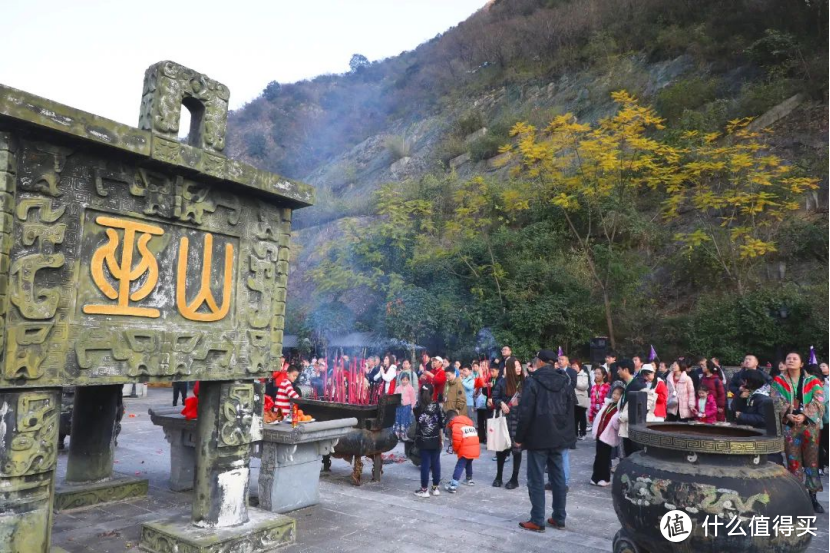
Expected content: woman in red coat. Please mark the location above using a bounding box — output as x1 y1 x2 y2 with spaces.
641 365 667 421
700 360 726 422
589 367 610 423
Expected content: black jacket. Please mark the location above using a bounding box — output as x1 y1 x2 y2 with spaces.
491 376 508 409
515 364 576 450
689 367 702 391
621 375 647 407
561 367 578 389
728 368 771 398
735 390 773 429
414 402 446 450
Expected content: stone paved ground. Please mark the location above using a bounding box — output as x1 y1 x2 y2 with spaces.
52 388 829 552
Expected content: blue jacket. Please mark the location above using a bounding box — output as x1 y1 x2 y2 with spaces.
462 375 476 406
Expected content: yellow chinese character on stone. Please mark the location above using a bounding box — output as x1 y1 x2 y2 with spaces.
84 216 164 318
177 234 234 322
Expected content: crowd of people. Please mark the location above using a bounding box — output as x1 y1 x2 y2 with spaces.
250 345 828 532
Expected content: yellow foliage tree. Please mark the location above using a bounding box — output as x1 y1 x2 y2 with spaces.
668 118 818 294
501 91 816 347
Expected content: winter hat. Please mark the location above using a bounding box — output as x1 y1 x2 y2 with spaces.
537 349 558 363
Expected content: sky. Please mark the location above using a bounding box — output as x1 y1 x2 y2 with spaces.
2 0 484 126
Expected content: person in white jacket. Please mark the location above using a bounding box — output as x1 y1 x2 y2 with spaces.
572 359 591 440
374 354 398 394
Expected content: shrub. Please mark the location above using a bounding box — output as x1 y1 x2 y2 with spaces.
384 135 411 161
581 31 619 69
243 132 267 158
436 135 466 165
680 284 829 365
467 134 504 162
735 76 797 118
675 99 729 134
456 111 484 137
263 81 281 101
656 76 719 121
745 30 800 71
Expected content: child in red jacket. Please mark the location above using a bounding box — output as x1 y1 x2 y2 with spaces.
181 382 200 420
445 410 480 493
692 384 718 424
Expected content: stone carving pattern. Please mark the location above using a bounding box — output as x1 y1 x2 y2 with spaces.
258 444 278 511
17 143 72 197
0 132 17 360
0 391 58 477
54 480 148 511
7 142 70 380
138 61 230 153
75 329 237 378
140 520 295 553
252 207 291 363
629 427 784 455
218 382 254 448
619 474 771 519
95 167 240 226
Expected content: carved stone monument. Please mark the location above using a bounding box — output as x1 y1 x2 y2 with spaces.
0 61 313 553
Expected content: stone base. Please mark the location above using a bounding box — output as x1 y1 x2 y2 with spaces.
140 509 295 553
54 475 149 511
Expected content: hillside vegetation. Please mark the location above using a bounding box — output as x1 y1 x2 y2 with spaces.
226 0 828 363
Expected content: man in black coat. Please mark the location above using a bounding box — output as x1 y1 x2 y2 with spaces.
500 345 517 378
515 349 576 533
617 359 646 457
557 353 578 389
556 353 578 451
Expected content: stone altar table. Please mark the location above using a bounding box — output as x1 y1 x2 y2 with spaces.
258 417 356 513
149 406 356 513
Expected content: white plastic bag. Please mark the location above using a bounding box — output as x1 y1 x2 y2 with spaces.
486 410 512 451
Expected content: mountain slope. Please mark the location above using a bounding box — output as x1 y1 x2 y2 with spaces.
226 0 828 361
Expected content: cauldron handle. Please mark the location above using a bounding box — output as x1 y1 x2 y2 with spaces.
628 391 648 427
762 399 781 437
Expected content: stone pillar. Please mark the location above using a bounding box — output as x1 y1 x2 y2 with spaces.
192 380 254 527
0 388 60 553
65 384 121 483
56 385 146 511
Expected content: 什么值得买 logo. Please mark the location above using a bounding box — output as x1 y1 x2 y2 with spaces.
660 510 692 543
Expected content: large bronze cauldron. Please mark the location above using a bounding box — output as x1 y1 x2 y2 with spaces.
612 392 813 553
294 394 400 485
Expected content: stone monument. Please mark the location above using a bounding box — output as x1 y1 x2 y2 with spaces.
0 60 313 553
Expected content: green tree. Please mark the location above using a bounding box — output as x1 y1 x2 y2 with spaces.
384 286 439 358
349 54 370 73
502 91 666 348
669 118 818 295
263 80 281 101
